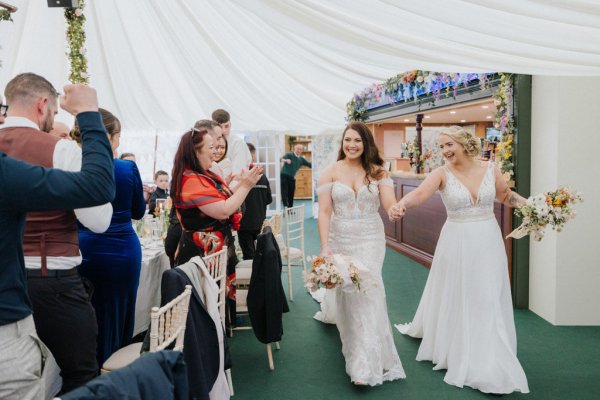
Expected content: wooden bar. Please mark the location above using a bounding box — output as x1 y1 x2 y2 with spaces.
380 173 513 280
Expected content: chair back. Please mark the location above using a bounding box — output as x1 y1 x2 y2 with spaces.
150 285 192 352
202 247 228 328
284 205 304 246
263 212 282 236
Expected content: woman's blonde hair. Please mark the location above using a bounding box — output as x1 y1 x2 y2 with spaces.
439 125 481 158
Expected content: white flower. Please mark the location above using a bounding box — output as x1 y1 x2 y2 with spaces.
417 75 424 83
75 8 83 17
79 47 87 55
80 71 89 79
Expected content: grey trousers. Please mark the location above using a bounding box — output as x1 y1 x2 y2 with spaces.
0 315 48 400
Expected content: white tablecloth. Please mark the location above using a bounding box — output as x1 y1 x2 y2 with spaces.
133 242 171 336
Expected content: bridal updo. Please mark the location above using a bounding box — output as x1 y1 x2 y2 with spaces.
439 125 481 158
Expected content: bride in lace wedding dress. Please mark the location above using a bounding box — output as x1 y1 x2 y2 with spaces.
391 126 529 394
314 122 405 386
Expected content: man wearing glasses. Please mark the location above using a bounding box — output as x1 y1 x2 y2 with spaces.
0 98 7 124
0 83 115 400
0 73 113 393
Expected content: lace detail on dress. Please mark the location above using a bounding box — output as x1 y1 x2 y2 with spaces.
315 179 405 385
330 181 382 220
441 162 495 222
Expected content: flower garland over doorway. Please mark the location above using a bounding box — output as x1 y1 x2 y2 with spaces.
346 70 516 183
65 0 89 84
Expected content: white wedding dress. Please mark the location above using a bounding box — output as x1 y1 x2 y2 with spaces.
315 179 405 386
396 162 529 394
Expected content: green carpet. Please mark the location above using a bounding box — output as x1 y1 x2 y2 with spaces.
230 206 600 399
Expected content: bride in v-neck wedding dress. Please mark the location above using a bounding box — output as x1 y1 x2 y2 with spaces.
314 122 405 386
392 126 529 394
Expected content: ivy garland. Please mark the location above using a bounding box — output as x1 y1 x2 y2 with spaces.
493 73 515 183
65 0 89 84
0 9 12 22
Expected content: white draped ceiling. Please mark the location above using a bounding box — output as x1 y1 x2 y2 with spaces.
1 0 600 135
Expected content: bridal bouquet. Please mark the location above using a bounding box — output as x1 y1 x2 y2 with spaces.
507 186 583 241
304 254 370 293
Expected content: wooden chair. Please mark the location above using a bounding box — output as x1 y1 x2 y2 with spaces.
282 205 306 301
101 285 192 373
202 248 234 396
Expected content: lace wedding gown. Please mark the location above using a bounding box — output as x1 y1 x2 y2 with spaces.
315 180 405 386
396 162 529 394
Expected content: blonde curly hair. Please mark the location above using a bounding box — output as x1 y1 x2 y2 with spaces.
439 125 481 158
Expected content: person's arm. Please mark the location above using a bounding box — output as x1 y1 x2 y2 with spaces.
391 168 444 218
199 166 263 220
54 139 113 233
494 165 527 208
317 166 334 255
1 112 115 211
280 152 292 164
301 157 312 168
130 162 147 220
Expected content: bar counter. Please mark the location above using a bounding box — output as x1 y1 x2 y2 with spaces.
381 171 513 278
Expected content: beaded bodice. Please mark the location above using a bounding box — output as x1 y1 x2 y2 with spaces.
440 163 496 222
318 179 392 220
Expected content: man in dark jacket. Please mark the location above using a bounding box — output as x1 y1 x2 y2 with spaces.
0 83 115 400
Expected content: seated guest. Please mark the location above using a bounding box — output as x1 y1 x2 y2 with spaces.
238 143 272 259
148 170 170 216
50 121 72 140
171 126 263 328
76 109 146 366
1 73 113 393
0 83 115 400
119 152 136 162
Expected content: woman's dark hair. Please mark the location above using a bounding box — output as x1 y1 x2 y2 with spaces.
171 128 211 199
216 135 228 162
337 121 385 183
71 107 121 143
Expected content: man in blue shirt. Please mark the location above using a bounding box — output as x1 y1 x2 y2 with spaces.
0 84 115 400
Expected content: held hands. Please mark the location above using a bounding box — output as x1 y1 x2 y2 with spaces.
238 165 264 189
60 84 99 116
283 158 292 165
387 202 406 221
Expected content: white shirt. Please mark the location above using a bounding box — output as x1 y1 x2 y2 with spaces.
226 134 252 176
2 116 113 270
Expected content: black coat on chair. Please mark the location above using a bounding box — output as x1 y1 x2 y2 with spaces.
247 227 290 344
161 268 219 400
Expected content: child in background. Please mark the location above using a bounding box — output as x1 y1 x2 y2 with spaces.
148 170 169 216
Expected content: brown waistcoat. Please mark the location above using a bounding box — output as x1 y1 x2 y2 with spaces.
0 127 79 273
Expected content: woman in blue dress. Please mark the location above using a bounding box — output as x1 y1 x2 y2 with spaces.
76 108 146 365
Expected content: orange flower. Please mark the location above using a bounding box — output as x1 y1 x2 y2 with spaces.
553 199 563 206
545 195 552 205
312 256 326 269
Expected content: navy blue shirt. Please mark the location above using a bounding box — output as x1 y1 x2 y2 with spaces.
0 112 115 326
